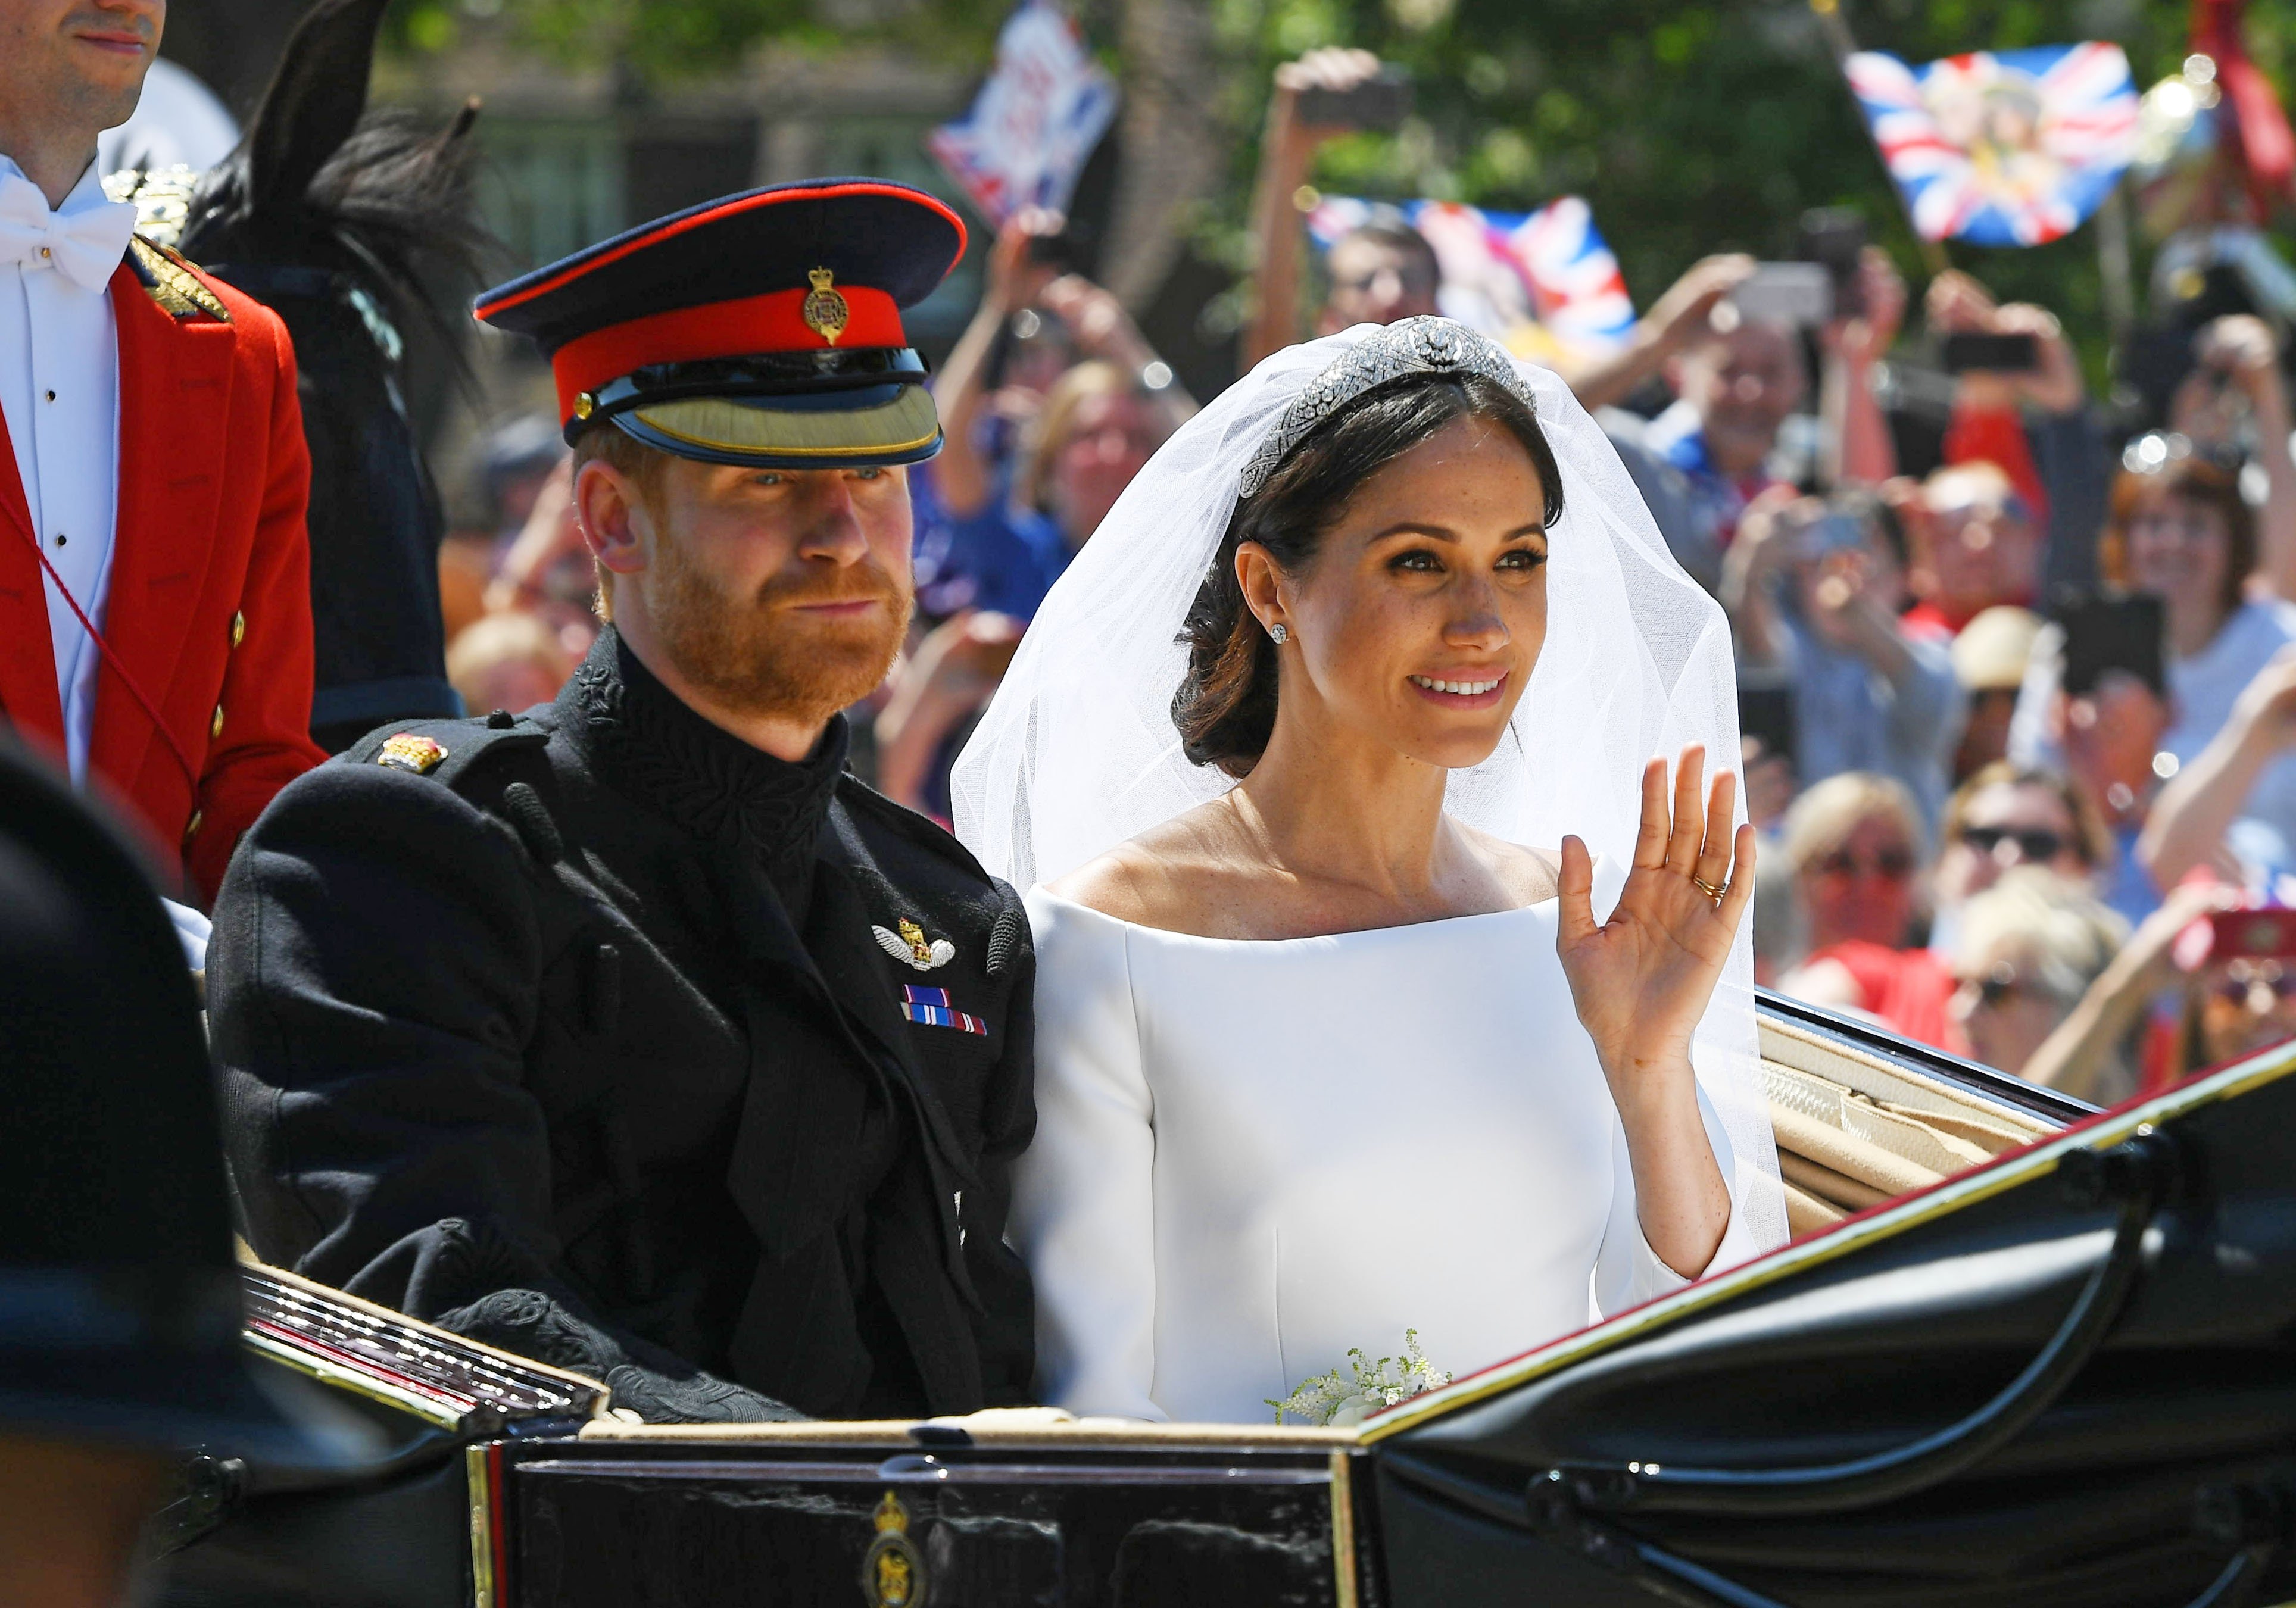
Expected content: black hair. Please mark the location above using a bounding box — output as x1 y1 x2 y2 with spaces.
1172 370 1565 776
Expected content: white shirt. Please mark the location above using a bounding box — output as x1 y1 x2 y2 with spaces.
0 156 123 785
1009 860 1763 1424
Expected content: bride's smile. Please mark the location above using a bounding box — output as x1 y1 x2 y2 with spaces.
1244 410 1549 773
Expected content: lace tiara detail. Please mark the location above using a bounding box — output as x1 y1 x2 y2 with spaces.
1236 316 1538 500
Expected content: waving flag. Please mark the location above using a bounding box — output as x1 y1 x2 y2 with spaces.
1848 43 2139 247
926 1 1117 226
1306 195 1636 359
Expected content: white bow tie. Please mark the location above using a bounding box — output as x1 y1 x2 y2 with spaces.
0 172 136 295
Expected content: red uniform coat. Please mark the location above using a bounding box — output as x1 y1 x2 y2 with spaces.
0 241 324 904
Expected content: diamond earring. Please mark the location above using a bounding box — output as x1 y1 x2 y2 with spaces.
1269 622 1289 644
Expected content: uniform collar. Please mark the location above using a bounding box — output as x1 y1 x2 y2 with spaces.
563 627 848 911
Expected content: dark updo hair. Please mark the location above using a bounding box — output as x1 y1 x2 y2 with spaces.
1172 371 1565 776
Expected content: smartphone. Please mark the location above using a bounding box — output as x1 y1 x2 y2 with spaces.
1024 230 1082 274
1941 332 2041 374
1799 511 1866 559
1730 262 1833 327
1796 207 1867 320
1294 67 1413 133
1737 675 1798 764
2057 594 2166 700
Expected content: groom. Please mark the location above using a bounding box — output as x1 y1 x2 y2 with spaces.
210 182 1038 1423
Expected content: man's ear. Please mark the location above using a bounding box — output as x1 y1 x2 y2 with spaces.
573 460 651 582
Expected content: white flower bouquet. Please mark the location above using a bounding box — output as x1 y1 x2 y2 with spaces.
1268 1330 1452 1427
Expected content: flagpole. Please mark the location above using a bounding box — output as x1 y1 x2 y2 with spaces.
1810 0 1952 276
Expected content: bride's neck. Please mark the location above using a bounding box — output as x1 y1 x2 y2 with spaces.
1232 717 1453 899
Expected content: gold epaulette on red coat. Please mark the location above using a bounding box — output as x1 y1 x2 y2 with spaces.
126 236 232 324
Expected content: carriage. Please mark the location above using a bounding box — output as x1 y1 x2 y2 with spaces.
157 995 2296 1608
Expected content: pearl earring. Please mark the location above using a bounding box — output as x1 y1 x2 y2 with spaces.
1269 623 1289 644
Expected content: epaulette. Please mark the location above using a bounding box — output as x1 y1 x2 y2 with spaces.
126 236 232 323
344 714 549 794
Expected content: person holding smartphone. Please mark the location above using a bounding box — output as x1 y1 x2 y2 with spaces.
1721 484 1964 830
1243 48 1439 367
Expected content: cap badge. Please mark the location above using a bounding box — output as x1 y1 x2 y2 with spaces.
802 266 850 345
573 391 597 420
376 733 448 775
875 917 956 971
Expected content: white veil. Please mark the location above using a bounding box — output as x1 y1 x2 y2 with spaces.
951 320 1787 1258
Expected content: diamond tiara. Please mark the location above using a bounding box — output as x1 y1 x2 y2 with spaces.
1237 317 1538 500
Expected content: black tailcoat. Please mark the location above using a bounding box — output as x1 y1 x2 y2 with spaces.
210 632 1035 1421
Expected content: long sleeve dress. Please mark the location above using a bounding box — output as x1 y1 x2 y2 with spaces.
1009 861 1761 1425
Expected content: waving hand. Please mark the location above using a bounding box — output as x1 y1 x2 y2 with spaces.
1557 744 1754 1086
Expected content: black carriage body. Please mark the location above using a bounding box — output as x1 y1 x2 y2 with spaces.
161 1000 2296 1608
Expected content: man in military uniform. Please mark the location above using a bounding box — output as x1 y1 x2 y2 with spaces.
209 181 1036 1422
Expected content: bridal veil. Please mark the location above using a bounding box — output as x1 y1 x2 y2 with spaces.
952 319 1789 1258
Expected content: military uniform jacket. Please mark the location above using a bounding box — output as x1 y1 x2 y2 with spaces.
210 630 1035 1421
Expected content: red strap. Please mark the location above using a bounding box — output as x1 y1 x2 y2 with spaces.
11 519 200 803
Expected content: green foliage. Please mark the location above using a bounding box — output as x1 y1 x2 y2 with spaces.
385 0 2296 374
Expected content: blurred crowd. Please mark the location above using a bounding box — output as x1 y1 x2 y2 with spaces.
432 48 2296 1107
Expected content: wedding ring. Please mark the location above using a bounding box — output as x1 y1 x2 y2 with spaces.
1690 875 1726 903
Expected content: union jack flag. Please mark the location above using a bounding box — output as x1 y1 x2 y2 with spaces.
1306 195 1636 358
1846 43 2139 248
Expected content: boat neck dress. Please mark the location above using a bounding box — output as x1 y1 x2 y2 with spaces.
1009 863 1757 1426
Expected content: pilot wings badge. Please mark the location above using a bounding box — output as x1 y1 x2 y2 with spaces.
874 917 956 971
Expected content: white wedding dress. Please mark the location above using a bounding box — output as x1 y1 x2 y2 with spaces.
1009 861 1762 1425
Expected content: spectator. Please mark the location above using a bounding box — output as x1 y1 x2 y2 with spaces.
2018 878 2236 1103
1599 248 1902 592
875 609 1027 820
2141 650 2296 888
1776 772 1957 1047
1949 604 2042 780
1723 487 1964 829
2011 440 2296 858
922 218 1191 620
1946 866 2126 1079
2167 314 2296 596
1930 761 2113 956
2166 893 2296 1080
483 454 600 664
1244 49 1441 366
446 610 576 717
1904 463 2043 636
1922 270 2111 600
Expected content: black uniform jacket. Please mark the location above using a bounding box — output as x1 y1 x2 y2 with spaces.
210 630 1036 1422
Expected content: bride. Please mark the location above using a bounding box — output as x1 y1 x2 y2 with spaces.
953 317 1786 1424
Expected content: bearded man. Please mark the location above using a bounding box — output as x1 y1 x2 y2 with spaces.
209 182 1037 1423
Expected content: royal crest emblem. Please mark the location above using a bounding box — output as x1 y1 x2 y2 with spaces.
375 733 448 775
801 266 850 345
861 1491 926 1608
874 918 956 971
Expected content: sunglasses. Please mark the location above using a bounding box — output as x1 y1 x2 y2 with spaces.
1960 825 2070 863
1813 848 1916 883
2212 962 2296 1005
1958 964 2027 1010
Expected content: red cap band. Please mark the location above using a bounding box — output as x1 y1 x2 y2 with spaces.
550 285 906 426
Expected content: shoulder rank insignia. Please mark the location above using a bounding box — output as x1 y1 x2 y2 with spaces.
127 236 231 323
873 917 954 971
376 733 448 775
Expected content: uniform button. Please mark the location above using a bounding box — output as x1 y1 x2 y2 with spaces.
182 809 204 841
52 532 64 547
230 610 246 648
38 246 50 259
43 389 54 402
210 704 224 739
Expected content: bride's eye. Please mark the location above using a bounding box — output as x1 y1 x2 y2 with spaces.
1390 549 1443 573
1497 547 1547 573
